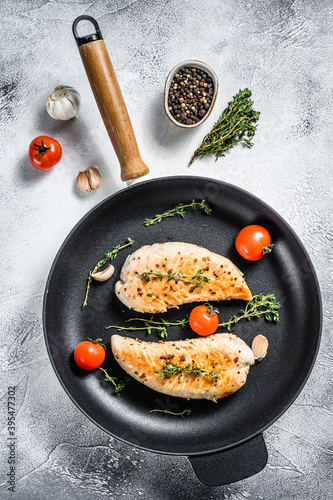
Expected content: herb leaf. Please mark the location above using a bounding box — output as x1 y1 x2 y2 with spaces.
190 88 260 163
144 199 212 226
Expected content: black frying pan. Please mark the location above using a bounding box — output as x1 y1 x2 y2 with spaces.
43 175 322 486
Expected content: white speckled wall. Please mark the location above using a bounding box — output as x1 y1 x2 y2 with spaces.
0 0 332 498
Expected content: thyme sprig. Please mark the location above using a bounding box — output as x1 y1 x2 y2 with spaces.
219 293 280 330
105 316 189 339
99 367 131 395
82 238 134 308
155 362 219 381
141 269 210 289
126 316 189 329
106 323 168 339
144 199 212 226
190 88 260 164
149 408 192 417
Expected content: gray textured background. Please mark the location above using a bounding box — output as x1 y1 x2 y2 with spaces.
1 0 332 498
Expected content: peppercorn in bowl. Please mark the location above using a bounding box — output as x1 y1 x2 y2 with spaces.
164 60 218 128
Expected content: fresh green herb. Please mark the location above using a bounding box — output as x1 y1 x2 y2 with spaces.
144 199 212 226
141 269 210 289
83 238 134 308
106 323 168 339
190 88 260 164
155 361 219 381
105 316 189 339
149 408 192 417
219 293 280 330
99 367 131 395
126 316 189 329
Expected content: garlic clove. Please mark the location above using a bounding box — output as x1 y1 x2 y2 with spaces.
251 335 269 361
77 170 91 192
91 265 115 282
77 166 102 192
86 166 102 190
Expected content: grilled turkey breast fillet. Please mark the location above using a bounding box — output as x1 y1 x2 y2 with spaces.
111 333 255 402
115 242 251 313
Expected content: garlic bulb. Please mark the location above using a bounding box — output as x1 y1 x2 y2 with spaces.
46 86 81 120
77 166 102 192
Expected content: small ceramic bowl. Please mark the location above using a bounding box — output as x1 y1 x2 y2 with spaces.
164 60 218 129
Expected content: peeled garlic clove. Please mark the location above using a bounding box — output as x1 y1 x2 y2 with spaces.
251 335 268 361
91 265 115 282
77 166 102 192
46 85 81 120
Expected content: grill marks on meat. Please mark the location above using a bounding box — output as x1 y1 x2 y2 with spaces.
111 333 255 402
115 242 252 313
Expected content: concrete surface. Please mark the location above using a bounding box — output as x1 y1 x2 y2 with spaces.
0 0 332 498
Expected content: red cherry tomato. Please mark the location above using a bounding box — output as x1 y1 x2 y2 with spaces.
189 304 219 336
28 135 62 170
74 339 105 370
235 225 273 261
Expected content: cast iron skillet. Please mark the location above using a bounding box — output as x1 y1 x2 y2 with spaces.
43 175 322 486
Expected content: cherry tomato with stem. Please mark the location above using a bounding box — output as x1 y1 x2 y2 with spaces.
28 135 62 170
74 338 106 370
235 225 274 261
189 303 219 336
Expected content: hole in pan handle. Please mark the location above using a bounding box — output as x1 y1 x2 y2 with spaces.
188 433 268 486
72 15 103 47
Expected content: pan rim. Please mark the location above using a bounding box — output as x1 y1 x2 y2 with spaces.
42 175 323 457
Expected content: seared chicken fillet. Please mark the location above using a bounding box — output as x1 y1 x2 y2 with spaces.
115 242 251 313
111 333 255 402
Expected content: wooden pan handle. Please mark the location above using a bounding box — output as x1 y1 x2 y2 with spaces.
73 16 149 181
